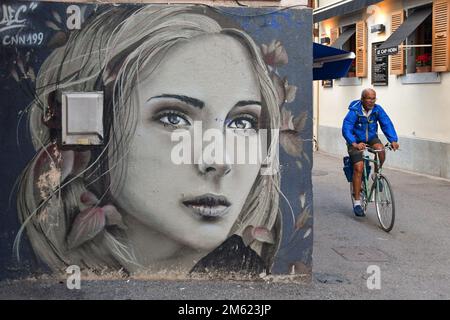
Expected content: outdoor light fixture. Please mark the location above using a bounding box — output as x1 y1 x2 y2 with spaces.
371 24 385 33
320 37 331 45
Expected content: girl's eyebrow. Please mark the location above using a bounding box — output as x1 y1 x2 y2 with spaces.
234 100 262 107
147 94 204 109
147 95 261 109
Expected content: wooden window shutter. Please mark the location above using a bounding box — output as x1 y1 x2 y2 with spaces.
356 20 367 77
390 10 405 75
330 27 340 45
432 0 450 72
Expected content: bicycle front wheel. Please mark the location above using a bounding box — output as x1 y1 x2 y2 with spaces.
375 175 395 232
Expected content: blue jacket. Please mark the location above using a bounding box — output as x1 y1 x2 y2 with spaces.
342 100 398 145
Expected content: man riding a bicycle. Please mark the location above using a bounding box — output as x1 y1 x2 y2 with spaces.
342 88 399 217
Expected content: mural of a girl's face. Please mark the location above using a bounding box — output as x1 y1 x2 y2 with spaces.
110 34 263 256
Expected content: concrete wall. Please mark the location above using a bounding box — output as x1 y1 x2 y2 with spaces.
315 0 450 179
319 126 450 179
0 1 313 279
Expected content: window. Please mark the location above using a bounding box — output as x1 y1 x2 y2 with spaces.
387 0 450 76
330 21 366 78
406 4 433 74
341 26 357 77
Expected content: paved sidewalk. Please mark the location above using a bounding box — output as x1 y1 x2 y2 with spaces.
1 151 449 299
311 151 450 299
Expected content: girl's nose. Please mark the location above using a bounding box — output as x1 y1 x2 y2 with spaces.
197 152 232 177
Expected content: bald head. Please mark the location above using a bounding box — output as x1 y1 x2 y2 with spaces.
361 88 376 110
361 88 376 99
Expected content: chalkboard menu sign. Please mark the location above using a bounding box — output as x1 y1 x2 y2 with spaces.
372 42 388 86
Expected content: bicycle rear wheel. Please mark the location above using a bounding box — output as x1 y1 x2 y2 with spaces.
375 175 395 232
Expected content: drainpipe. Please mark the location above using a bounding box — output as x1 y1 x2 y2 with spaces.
313 0 320 151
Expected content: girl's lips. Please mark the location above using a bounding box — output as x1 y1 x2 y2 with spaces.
182 194 231 219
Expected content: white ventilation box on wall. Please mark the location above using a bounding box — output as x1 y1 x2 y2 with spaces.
61 92 104 146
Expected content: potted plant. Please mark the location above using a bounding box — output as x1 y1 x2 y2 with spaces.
416 53 432 73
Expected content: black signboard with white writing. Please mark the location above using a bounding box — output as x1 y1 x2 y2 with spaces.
372 42 388 86
375 45 398 56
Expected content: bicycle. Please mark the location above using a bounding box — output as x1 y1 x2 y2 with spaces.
349 143 395 232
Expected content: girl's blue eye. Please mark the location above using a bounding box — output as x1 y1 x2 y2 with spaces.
157 112 190 127
228 116 257 130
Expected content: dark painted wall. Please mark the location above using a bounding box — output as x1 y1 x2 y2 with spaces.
0 2 312 279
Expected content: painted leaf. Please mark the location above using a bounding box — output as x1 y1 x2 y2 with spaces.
47 31 67 48
261 43 268 56
280 132 303 157
262 40 288 67
299 193 306 209
80 191 99 207
268 39 277 52
302 150 311 164
284 83 297 103
16 57 26 75
280 108 295 131
294 111 308 132
52 11 62 24
72 151 91 176
303 228 312 239
242 225 255 246
45 20 61 31
61 150 90 181
103 205 127 230
295 207 310 230
27 67 36 82
274 42 288 66
262 45 275 66
61 150 74 182
10 67 19 82
67 207 105 249
242 225 274 246
252 226 275 244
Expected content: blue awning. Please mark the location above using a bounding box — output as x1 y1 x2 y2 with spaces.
313 43 355 80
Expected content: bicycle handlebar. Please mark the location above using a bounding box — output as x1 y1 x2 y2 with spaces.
359 143 398 153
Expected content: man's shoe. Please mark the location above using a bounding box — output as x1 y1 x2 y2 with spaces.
353 205 365 217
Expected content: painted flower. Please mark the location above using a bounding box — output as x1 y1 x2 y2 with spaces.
67 191 127 250
46 10 69 49
242 225 274 246
261 40 288 67
271 73 297 107
280 108 295 131
9 53 36 83
279 109 308 158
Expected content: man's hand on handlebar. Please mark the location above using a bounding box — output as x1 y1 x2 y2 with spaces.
352 142 367 151
391 141 400 151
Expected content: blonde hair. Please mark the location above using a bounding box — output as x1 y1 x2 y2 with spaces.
15 5 281 273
